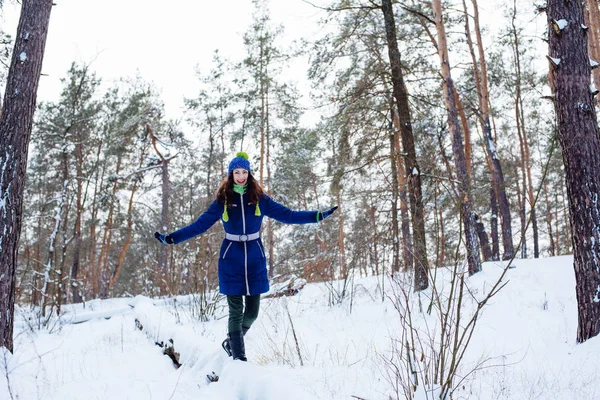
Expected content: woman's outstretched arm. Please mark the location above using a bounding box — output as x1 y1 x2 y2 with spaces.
160 199 223 244
263 195 337 225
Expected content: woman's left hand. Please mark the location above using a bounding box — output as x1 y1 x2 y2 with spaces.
318 206 338 221
154 232 174 245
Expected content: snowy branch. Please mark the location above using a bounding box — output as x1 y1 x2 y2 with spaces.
112 159 178 181
400 4 436 25
300 0 380 12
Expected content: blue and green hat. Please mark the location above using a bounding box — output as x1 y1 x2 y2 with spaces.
228 151 252 174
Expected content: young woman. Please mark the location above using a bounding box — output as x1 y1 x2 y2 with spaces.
154 152 337 361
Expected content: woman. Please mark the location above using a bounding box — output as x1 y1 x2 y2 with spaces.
154 152 337 361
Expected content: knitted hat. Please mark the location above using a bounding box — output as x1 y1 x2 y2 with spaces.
228 151 252 174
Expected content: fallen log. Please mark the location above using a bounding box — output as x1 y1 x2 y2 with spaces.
264 278 307 299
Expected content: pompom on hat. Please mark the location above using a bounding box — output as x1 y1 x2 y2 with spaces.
228 151 252 174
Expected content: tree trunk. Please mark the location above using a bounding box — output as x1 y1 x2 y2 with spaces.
160 159 170 290
512 0 539 258
259 43 266 186
543 180 556 257
547 0 600 342
468 0 515 260
107 180 139 295
336 189 347 281
381 0 429 290
432 0 481 275
453 86 472 174
97 157 120 298
57 148 71 315
40 182 66 319
70 139 84 303
513 160 527 258
490 187 500 260
391 104 413 272
0 0 53 352
555 191 563 255
266 85 275 281
389 109 401 274
474 213 493 261
438 193 446 266
147 123 172 294
88 142 104 297
583 0 600 107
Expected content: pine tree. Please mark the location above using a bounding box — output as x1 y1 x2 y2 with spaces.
547 0 600 342
0 0 52 352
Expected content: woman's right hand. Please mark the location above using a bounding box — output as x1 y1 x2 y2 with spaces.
154 232 174 245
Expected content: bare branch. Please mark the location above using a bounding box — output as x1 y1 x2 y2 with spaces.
301 0 380 11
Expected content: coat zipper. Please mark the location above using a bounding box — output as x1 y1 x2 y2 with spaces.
240 192 250 295
222 242 232 259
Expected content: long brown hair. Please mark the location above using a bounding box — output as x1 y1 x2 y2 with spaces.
216 172 264 205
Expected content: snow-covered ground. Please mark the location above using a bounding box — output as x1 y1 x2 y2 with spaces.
2 255 599 400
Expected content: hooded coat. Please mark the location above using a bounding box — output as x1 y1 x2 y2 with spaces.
169 192 318 296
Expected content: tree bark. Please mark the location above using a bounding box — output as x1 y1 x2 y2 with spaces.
0 0 53 352
583 0 600 107
452 86 472 174
468 0 515 260
259 42 266 186
148 123 171 294
266 86 275 281
97 156 120 297
514 160 527 258
474 213 493 261
389 120 401 274
336 189 347 281
88 142 104 297
107 177 140 295
381 0 429 290
391 104 413 272
547 0 600 342
490 187 500 260
543 180 556 257
432 0 481 275
70 134 84 304
512 0 539 258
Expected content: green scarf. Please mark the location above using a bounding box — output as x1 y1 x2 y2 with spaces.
222 183 261 219
233 183 247 194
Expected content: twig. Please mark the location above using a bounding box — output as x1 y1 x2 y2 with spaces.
285 301 304 367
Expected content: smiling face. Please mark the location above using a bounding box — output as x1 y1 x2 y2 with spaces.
233 168 249 185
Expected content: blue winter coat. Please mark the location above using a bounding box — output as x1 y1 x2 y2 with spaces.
169 193 318 296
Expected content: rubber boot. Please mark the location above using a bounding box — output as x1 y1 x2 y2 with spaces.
222 327 249 357
229 331 247 361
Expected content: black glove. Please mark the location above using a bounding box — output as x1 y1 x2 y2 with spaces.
317 206 338 221
154 232 174 245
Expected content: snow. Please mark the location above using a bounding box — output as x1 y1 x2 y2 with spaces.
591 59 600 69
548 56 561 66
18 52 26 62
554 19 568 30
488 137 498 160
3 255 600 399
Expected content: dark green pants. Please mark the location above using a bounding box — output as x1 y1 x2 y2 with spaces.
227 295 261 334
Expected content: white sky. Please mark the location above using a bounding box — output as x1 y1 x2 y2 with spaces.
0 0 326 119
0 0 549 126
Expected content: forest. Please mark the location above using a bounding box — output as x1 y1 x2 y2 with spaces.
2 0 600 362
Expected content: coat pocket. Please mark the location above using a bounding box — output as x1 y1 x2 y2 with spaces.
256 241 265 258
222 242 233 259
